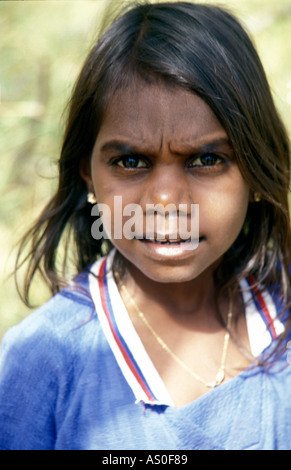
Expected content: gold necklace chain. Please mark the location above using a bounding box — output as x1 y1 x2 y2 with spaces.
114 270 233 389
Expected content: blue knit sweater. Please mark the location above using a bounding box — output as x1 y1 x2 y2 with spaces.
1 253 291 450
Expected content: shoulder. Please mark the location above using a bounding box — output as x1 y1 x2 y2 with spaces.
0 268 100 373
0 263 111 450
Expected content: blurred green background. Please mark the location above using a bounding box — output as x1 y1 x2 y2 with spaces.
0 0 291 339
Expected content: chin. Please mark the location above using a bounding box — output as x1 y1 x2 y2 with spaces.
131 260 213 285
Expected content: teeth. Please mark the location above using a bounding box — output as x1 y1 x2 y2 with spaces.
143 238 190 244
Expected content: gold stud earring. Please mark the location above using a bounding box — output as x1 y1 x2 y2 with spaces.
254 192 261 202
87 192 97 204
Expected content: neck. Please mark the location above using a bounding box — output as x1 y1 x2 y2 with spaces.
119 258 225 331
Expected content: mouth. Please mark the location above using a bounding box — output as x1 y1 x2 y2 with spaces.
134 236 204 257
137 236 205 244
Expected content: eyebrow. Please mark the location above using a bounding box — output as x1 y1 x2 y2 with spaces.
100 141 141 155
196 137 232 154
99 136 232 156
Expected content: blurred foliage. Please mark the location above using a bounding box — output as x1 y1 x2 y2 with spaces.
0 0 290 338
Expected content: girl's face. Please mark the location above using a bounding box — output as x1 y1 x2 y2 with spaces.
89 80 250 284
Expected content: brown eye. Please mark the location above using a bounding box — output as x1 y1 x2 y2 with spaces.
188 153 226 168
116 156 148 169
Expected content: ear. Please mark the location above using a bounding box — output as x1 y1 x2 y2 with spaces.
80 157 93 191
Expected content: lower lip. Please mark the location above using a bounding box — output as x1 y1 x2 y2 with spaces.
138 238 203 258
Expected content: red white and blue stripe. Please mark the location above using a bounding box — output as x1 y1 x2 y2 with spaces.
89 250 285 406
89 250 174 406
241 276 285 357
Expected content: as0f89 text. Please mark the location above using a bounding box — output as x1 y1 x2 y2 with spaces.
145 455 187 465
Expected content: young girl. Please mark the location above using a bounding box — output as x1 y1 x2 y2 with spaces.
1 1 291 450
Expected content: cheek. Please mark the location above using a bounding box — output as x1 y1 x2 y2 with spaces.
92 163 139 204
200 181 249 245
93 174 113 201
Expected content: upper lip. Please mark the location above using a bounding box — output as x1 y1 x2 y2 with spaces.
137 235 193 243
135 235 204 243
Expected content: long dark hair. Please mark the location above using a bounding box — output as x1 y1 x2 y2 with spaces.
16 1 291 356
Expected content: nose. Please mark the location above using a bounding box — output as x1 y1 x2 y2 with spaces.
139 164 194 211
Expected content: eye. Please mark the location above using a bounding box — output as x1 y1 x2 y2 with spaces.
188 153 226 169
114 155 149 169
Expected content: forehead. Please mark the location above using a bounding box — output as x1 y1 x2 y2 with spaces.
97 80 227 148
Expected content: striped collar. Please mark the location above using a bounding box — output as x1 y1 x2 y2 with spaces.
240 276 284 357
89 251 285 406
